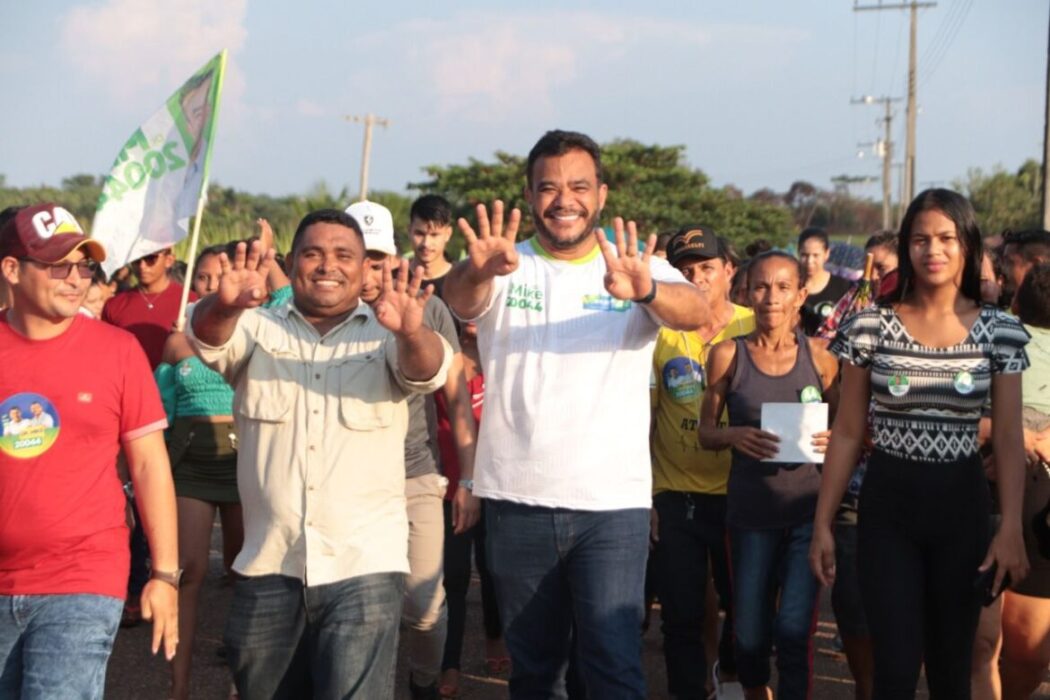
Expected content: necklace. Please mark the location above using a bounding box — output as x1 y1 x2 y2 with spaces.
137 286 160 310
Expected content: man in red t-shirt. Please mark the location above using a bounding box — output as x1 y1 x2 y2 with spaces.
0 203 179 698
102 247 197 369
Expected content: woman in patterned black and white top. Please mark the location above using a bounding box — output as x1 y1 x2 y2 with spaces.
809 188 1030 698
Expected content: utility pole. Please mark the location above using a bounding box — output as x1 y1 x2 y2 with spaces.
852 95 902 230
855 1 936 208
343 113 390 201
1042 5 1050 229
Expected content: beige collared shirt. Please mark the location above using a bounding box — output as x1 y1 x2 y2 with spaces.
187 300 452 585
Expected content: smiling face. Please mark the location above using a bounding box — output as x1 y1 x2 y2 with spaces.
290 222 364 320
2 249 93 323
525 148 608 257
908 208 966 292
748 255 807 331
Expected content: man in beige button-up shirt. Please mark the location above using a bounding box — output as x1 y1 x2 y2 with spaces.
188 209 452 699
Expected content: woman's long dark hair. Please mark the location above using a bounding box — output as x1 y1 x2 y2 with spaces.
889 188 983 304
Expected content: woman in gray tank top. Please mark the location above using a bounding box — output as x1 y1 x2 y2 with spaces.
699 251 839 700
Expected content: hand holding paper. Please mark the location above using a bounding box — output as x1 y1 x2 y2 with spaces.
760 403 829 463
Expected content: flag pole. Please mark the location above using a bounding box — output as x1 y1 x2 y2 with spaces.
174 49 228 332
175 193 207 331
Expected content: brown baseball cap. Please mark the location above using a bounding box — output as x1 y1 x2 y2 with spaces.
0 203 106 263
667 225 723 267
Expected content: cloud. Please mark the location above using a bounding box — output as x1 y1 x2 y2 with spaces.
59 0 248 110
352 11 806 124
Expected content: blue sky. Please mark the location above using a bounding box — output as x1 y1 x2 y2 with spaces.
0 1 1044 202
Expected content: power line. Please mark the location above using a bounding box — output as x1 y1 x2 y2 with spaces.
920 0 973 87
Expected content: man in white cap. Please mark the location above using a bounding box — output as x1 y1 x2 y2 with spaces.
347 200 480 699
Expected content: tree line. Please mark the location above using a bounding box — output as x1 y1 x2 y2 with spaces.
0 143 1041 259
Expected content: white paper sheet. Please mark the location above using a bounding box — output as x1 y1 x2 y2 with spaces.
760 402 828 464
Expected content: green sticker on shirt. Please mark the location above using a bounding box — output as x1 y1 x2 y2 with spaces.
800 385 822 403
0 392 60 459
954 370 975 395
888 374 910 397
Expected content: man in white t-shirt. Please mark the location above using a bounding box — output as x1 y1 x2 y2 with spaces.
443 129 707 698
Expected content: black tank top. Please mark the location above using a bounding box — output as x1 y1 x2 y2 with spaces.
725 331 824 529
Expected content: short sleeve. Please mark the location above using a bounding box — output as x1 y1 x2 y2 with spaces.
425 297 462 354
991 311 1031 374
120 337 169 443
828 307 881 369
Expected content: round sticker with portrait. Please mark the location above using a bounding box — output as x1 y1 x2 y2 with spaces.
663 357 704 403
0 393 61 459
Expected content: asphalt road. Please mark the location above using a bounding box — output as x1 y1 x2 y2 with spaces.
104 522 1047 699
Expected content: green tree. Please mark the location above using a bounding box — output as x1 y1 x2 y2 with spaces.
956 159 1042 236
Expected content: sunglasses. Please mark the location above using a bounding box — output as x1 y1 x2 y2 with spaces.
21 257 99 280
133 253 164 266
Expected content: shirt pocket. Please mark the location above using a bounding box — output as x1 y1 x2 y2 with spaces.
335 351 394 430
238 339 300 423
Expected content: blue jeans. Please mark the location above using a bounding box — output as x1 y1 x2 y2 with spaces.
223 572 403 699
729 524 820 700
485 500 649 700
0 593 123 699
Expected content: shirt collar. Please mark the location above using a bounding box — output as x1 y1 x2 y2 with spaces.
277 297 372 335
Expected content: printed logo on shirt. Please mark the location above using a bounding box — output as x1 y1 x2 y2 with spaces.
581 293 632 313
0 392 61 459
663 356 704 403
506 282 544 312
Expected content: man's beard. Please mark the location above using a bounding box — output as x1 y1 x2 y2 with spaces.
533 208 602 251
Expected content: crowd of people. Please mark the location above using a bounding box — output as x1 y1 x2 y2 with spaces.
1 129 1049 700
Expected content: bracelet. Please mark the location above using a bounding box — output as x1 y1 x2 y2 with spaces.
633 282 657 305
459 479 474 492
151 568 184 590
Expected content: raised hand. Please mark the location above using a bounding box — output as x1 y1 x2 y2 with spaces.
374 258 434 336
256 218 275 252
216 240 275 309
457 200 521 281
596 218 658 301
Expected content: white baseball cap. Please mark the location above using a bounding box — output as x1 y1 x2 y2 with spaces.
345 200 397 256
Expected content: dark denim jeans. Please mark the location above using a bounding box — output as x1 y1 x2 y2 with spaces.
653 491 736 699
223 572 403 699
485 500 649 700
0 593 123 699
729 523 820 700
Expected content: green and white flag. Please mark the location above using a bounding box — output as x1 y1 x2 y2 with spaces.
92 51 226 278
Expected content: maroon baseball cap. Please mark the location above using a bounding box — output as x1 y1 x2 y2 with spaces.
0 203 106 263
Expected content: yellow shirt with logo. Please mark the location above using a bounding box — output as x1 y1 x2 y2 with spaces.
650 304 755 495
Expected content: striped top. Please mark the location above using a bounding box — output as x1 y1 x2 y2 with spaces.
829 305 1030 463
